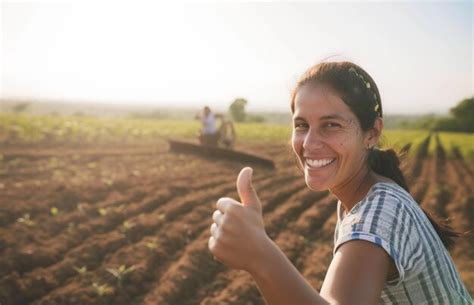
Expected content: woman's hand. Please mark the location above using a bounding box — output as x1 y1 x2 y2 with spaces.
208 167 271 273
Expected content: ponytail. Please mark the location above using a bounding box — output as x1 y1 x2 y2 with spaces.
368 148 409 192
368 148 462 250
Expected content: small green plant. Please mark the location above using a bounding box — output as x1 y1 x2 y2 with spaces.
17 213 35 226
114 204 125 212
50 206 59 216
102 178 114 186
98 207 107 216
106 264 136 288
73 265 87 274
120 220 135 243
145 240 157 250
121 220 135 231
92 282 114 296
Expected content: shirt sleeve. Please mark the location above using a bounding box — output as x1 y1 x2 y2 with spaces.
334 190 416 286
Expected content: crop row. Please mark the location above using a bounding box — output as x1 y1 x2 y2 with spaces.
2 113 473 159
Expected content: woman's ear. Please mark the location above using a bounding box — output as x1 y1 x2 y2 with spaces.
364 118 383 149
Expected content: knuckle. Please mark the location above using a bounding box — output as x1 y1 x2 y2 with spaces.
208 236 216 251
216 197 231 208
226 204 241 217
219 221 230 233
212 211 222 224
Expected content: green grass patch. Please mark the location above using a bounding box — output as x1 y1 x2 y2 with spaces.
1 113 472 160
438 132 474 160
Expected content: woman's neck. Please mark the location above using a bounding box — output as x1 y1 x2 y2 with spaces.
330 166 378 213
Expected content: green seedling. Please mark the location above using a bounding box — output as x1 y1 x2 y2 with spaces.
120 220 135 243
102 178 113 186
17 213 35 226
98 208 107 216
106 264 136 288
50 206 59 216
114 204 126 212
145 241 157 250
73 265 87 274
121 220 135 230
92 282 114 296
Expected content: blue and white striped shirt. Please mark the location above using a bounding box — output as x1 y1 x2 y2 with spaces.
334 182 472 304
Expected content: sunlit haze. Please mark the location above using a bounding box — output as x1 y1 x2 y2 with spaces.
1 2 473 114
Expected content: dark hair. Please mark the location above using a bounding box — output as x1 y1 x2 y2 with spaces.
290 61 461 249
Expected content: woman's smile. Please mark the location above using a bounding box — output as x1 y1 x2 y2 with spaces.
304 157 336 170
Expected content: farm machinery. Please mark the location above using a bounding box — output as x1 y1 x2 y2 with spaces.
167 120 275 169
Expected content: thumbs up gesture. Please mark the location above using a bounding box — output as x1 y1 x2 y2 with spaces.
208 167 270 272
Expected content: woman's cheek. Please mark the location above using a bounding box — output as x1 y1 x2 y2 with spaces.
291 133 302 154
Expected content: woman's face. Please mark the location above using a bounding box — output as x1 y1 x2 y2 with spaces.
291 84 372 192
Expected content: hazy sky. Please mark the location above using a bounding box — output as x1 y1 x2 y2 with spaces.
1 1 473 114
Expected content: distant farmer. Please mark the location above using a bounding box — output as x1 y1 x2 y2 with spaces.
195 106 221 146
218 117 236 149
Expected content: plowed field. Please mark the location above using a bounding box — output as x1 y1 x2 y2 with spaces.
1 136 472 304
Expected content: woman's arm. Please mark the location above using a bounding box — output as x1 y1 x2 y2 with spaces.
319 240 391 305
248 237 390 305
249 236 329 305
209 167 390 305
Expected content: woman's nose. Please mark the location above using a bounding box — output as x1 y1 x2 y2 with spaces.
303 129 325 151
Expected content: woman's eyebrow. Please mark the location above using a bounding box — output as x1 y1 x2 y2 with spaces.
293 114 347 122
292 116 306 122
320 114 346 121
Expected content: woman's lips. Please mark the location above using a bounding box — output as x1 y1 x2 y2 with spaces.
305 158 336 169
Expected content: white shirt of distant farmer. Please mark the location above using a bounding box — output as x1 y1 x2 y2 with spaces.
202 113 217 135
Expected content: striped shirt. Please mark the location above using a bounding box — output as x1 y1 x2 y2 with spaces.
334 182 472 304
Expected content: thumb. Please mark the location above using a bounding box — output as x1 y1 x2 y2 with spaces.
237 167 262 214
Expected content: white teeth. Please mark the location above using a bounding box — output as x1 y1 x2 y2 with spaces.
305 158 335 168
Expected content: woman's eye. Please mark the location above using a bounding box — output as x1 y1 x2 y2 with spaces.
294 122 308 130
324 122 340 128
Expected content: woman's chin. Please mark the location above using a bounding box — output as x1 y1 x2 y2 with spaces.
305 178 330 192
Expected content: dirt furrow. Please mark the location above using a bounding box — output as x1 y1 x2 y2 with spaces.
1 177 240 305
443 160 474 294
0 153 226 228
2 172 298 304
0 169 237 279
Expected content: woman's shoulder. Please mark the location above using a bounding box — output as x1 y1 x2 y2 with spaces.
338 182 418 236
335 182 419 257
341 182 408 218
369 182 418 211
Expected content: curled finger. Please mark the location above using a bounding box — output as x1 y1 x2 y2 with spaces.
208 236 216 252
210 222 218 238
212 209 224 226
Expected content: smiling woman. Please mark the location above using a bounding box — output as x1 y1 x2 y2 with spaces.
208 60 473 305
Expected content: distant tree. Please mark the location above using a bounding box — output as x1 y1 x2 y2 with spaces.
450 97 474 120
433 96 474 133
229 98 248 122
12 102 29 113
